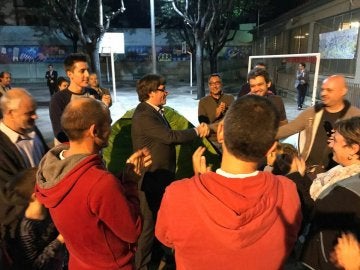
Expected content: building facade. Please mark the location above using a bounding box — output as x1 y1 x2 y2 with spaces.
253 0 360 106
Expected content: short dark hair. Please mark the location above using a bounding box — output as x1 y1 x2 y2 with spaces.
208 73 222 82
8 167 37 201
64 53 89 73
136 74 166 102
57 76 69 87
61 97 110 141
0 71 11 79
247 68 271 84
334 116 360 158
299 62 306 68
223 95 279 162
272 143 298 175
255 62 266 68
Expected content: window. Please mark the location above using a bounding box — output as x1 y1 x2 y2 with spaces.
289 25 310 54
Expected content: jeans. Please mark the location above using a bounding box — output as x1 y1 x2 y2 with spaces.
297 84 308 107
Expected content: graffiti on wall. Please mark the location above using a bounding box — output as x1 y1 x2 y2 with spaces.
0 44 252 63
0 45 71 63
223 46 252 60
124 45 251 62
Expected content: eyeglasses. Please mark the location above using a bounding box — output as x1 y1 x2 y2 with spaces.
209 82 221 86
156 87 167 92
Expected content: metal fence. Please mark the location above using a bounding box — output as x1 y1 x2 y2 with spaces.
347 83 360 108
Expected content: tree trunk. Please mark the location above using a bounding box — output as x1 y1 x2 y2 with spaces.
209 54 218 74
72 39 78 53
85 42 101 81
195 38 205 99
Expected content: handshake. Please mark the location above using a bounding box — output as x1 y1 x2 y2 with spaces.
195 122 210 138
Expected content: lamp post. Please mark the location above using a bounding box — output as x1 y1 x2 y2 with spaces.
150 0 157 73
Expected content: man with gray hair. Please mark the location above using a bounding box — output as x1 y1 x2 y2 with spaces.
0 88 48 268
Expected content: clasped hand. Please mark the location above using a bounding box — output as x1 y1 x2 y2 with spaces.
196 123 210 138
215 102 226 118
192 146 211 175
125 147 152 177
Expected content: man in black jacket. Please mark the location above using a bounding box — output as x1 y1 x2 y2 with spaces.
45 65 58 96
131 74 209 269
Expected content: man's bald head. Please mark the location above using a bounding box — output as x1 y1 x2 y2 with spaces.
321 75 348 109
61 97 111 141
323 75 347 91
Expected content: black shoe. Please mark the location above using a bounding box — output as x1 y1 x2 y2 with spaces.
298 106 302 110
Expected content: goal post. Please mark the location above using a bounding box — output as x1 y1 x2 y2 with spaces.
248 53 321 106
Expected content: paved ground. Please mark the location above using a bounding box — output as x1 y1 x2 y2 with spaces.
19 80 304 269
18 80 303 145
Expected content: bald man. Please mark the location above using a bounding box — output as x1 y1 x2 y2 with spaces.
36 98 151 269
277 75 360 173
0 88 48 258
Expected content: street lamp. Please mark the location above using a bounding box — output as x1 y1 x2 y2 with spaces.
150 0 157 73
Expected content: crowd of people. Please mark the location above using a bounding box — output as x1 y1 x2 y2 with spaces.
0 54 360 270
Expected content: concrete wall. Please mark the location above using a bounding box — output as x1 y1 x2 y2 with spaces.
0 26 251 84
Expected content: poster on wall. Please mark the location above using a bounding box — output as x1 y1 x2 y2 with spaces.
319 28 358 59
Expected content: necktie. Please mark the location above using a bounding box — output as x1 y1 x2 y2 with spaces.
158 108 170 128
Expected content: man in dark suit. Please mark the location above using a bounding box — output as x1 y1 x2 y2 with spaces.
131 74 209 269
295 62 309 110
45 64 58 96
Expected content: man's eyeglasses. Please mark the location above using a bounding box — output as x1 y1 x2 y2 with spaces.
156 87 167 92
209 82 221 86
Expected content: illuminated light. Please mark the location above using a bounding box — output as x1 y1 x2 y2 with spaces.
340 21 360 30
350 21 360 28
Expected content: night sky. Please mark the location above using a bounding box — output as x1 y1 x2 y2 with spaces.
112 0 305 28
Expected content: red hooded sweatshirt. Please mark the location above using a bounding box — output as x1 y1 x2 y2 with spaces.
35 144 141 269
155 171 302 270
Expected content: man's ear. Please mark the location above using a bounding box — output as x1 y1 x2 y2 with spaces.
89 124 97 137
265 141 278 157
66 70 72 79
350 143 360 157
217 120 224 144
30 193 36 202
267 81 272 89
342 86 348 97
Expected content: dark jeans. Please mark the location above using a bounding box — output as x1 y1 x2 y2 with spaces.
296 84 308 108
48 84 57 96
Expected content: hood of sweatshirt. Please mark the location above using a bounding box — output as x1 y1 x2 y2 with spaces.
35 144 100 208
190 171 289 248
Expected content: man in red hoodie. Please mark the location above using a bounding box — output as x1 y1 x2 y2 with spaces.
155 95 302 270
36 97 151 269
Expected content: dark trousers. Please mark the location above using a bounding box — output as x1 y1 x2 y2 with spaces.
135 190 155 270
48 84 57 96
296 84 308 108
135 170 175 269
